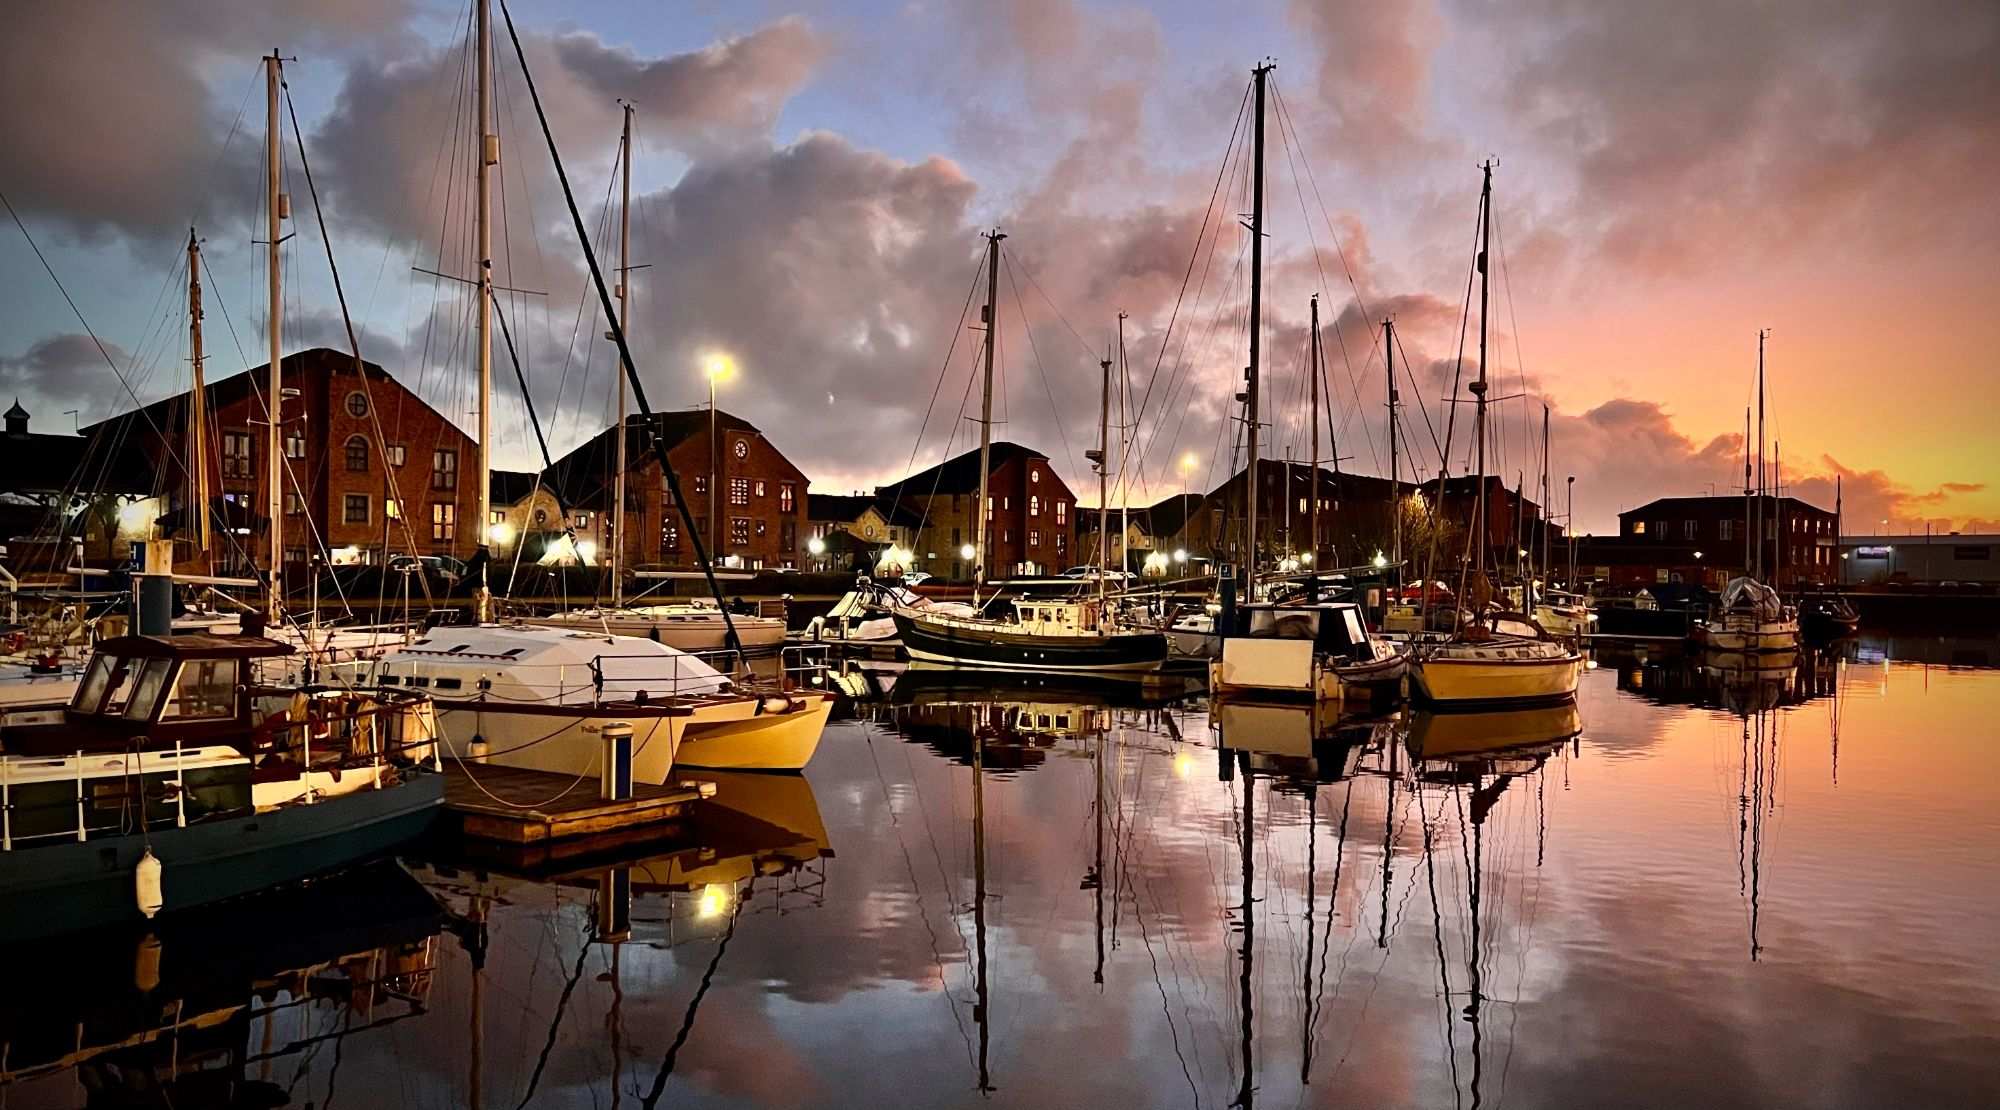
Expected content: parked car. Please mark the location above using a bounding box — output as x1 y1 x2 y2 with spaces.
388 554 465 582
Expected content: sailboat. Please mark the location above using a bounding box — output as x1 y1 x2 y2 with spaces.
1707 333 1801 654
1407 164 1583 707
887 233 1168 673
339 4 829 773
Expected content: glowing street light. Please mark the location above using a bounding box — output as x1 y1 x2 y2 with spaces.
1173 548 1187 564
489 520 515 546
1373 551 1388 569
960 543 976 561
807 536 826 556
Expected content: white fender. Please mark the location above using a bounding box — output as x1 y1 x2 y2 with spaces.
135 848 164 919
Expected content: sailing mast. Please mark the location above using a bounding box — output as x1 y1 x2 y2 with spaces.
612 102 633 607
1538 404 1550 611
1244 62 1271 594
1471 160 1494 604
263 51 285 621
1095 354 1111 609
1309 295 1321 577
473 0 496 622
1743 406 1754 575
1116 312 1131 581
187 229 212 571
1386 317 1400 578
973 229 1004 601
1755 329 1767 582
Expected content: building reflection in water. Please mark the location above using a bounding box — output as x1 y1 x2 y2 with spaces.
0 861 441 1108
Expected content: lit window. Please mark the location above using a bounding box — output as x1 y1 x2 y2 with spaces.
1632 521 1647 535
694 476 708 494
661 521 680 551
432 503 456 542
754 480 766 498
730 517 750 547
1055 502 1067 525
1030 530 1041 548
1031 469 1040 483
1030 496 1040 518
284 432 305 459
729 477 750 506
779 482 795 513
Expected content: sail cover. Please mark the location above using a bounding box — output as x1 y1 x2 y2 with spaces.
1720 577 1783 620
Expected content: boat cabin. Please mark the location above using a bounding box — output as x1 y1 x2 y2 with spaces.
1012 600 1103 637
1235 602 1376 664
60 635 294 743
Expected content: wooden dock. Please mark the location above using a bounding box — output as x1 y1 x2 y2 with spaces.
441 763 706 845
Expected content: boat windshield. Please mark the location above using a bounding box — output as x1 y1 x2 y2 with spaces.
121 658 177 721
160 658 240 719
1248 609 1320 640
69 652 130 714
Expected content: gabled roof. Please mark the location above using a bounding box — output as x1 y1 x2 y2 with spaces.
542 409 762 511
490 470 553 509
807 493 881 523
878 441 1048 500
84 347 451 444
1619 494 1832 520
1143 493 1204 537
0 426 156 498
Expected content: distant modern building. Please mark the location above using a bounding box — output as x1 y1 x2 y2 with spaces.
541 409 810 571
1838 532 1999 585
876 442 1077 579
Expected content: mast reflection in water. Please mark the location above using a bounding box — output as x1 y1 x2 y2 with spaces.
4 648 1997 1108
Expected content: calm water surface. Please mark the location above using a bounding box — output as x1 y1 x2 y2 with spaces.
7 644 1999 1109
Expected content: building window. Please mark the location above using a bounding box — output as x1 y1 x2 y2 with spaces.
1056 533 1067 555
432 503 456 542
385 497 402 520
346 435 369 472
432 449 458 491
1684 520 1698 540
533 508 548 526
284 491 305 516
488 510 503 525
662 521 680 551
1654 520 1667 540
284 546 307 564
1029 530 1041 548
284 432 305 459
755 519 768 538
781 520 796 550
730 517 750 547
1719 520 1734 541
343 493 369 524
864 524 876 539
1031 468 1040 484
986 496 995 520
779 482 795 513
729 477 750 507
346 392 369 418
1002 528 1012 544
1055 502 1067 525
1002 496 1010 510
387 444 407 468
694 476 708 494
754 480 766 499
575 512 591 528
222 431 253 479
1030 495 1040 518
951 526 961 546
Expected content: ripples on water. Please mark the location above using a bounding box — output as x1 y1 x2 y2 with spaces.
5 643 1999 1109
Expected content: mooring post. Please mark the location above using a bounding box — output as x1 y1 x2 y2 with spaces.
601 721 634 801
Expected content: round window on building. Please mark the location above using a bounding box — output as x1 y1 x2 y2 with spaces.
534 508 548 525
346 391 369 418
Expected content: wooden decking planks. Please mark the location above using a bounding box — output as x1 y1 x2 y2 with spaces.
442 762 704 844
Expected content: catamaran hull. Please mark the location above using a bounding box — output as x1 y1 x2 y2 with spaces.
893 613 1168 673
1409 653 1582 707
0 772 442 942
676 694 833 771
434 705 687 783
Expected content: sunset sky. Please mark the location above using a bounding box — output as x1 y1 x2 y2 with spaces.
1 0 1993 534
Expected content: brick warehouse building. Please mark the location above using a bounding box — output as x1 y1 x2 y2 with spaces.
1617 495 1837 589
877 442 1078 580
542 409 809 571
82 348 481 581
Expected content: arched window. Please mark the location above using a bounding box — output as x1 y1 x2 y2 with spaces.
345 435 369 472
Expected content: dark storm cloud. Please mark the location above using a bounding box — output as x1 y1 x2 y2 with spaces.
0 333 134 421
0 0 412 249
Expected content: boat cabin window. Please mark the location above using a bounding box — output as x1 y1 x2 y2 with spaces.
70 653 130 714
160 658 240 720
1493 617 1540 638
1249 609 1320 640
121 658 177 721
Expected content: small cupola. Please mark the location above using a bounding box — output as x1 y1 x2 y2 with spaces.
3 398 28 435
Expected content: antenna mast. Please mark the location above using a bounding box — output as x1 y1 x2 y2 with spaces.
612 102 633 607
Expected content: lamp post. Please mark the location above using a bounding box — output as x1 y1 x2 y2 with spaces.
707 355 734 563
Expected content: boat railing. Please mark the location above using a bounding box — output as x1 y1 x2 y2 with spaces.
248 687 443 774
1 739 248 850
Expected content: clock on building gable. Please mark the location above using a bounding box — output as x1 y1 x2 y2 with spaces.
733 439 749 460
